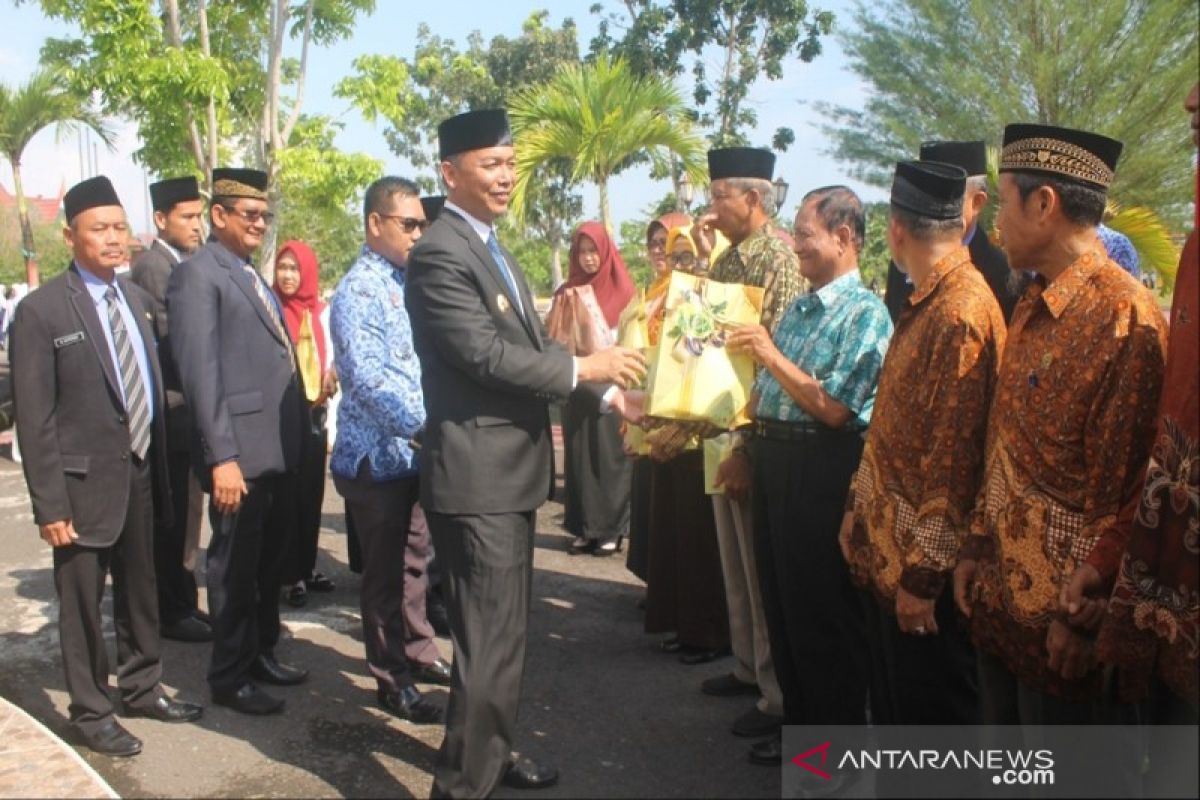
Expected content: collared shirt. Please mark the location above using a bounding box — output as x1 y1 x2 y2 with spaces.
962 244 1166 699
75 262 155 415
754 270 891 430
329 245 426 482
848 247 1006 602
154 237 182 264
709 221 806 334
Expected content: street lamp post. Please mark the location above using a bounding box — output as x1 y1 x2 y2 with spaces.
773 176 790 208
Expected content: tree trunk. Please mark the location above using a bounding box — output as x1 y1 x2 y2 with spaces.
11 162 39 289
198 0 217 186
550 240 563 289
599 177 612 235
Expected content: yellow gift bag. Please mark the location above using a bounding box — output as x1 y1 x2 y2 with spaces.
645 272 764 429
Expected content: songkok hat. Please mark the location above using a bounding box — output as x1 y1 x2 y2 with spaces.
63 176 123 222
891 161 967 220
421 195 446 222
999 123 1122 190
438 109 513 160
149 176 201 212
707 147 775 181
211 167 269 200
919 140 988 177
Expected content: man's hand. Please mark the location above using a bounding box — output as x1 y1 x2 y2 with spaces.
644 423 691 462
713 451 752 503
1060 563 1108 631
1046 619 1097 681
610 389 646 425
691 213 718 260
953 558 978 618
578 346 647 389
896 586 939 636
726 325 779 366
212 461 249 516
838 511 854 563
40 519 78 548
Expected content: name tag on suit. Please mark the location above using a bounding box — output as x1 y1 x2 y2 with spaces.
54 331 86 349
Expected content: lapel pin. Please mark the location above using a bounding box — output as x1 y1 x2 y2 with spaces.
497 294 510 314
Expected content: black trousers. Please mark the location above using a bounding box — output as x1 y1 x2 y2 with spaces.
333 469 422 691
280 414 328 585
205 474 289 693
862 586 979 724
53 458 162 736
155 446 199 624
428 509 535 799
752 431 869 725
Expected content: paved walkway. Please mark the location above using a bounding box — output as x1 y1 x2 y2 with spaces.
0 695 118 799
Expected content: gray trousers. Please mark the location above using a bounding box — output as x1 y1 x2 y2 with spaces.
428 509 535 799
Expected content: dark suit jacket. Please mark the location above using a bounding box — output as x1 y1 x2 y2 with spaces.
884 227 1025 323
406 209 603 514
10 265 170 547
166 236 304 490
130 240 191 450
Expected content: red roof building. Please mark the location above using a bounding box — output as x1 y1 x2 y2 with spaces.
0 179 65 224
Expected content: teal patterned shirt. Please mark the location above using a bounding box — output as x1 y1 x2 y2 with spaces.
754 270 892 430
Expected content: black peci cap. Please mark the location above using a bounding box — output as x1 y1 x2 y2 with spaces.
707 147 775 181
63 175 123 222
919 140 988 177
891 160 968 220
1000 123 1122 189
437 109 513 160
421 195 446 222
149 176 201 213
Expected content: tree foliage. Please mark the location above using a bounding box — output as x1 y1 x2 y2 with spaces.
508 53 707 231
588 0 834 147
822 0 1198 229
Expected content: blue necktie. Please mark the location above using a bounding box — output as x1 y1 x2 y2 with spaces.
487 230 525 318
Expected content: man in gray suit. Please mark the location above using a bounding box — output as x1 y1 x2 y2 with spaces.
167 168 306 716
10 176 203 757
406 109 645 798
130 175 211 643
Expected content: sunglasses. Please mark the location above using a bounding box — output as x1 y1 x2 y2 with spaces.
220 205 275 226
379 214 430 234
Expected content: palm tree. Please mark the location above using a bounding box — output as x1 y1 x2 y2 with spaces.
0 69 113 288
508 53 707 232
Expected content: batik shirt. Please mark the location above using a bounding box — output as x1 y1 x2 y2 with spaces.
754 270 891 430
961 244 1167 699
329 245 426 482
848 248 1006 603
709 222 805 334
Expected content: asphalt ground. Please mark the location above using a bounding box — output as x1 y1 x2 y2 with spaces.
0 447 779 799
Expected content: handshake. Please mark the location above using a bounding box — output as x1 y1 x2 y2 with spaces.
578 345 649 425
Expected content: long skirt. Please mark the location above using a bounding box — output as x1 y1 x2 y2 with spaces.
643 450 730 650
625 457 653 581
562 395 632 543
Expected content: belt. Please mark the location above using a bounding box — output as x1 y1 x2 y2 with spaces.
751 419 826 441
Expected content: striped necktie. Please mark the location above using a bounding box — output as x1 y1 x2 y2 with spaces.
243 264 295 360
486 230 525 318
103 287 151 460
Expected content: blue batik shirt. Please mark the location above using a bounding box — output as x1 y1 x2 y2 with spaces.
330 245 426 482
1098 224 1142 279
754 270 892 431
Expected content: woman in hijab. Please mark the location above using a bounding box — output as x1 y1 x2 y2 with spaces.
553 222 636 556
272 241 339 606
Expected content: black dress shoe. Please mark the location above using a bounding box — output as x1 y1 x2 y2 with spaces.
748 735 782 766
501 756 559 790
124 696 203 723
213 683 284 715
701 672 759 697
160 615 214 643
731 706 783 738
376 685 442 724
659 634 682 653
411 657 452 686
79 719 142 757
679 645 732 665
250 653 308 686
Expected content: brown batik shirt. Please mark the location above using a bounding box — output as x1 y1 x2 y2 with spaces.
709 221 805 334
960 243 1167 700
848 247 1006 604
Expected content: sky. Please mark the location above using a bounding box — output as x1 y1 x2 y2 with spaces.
1 0 885 238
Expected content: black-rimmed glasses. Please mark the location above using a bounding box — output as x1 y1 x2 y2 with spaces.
378 214 430 234
220 205 275 226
